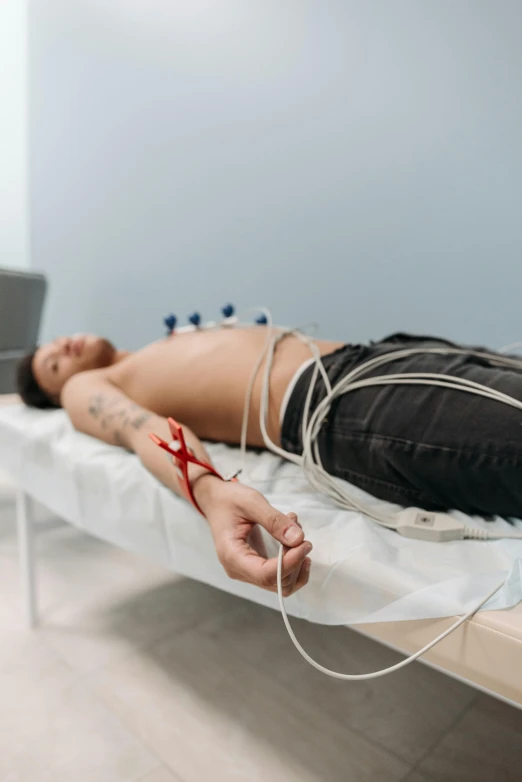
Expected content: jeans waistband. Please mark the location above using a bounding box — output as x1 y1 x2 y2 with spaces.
280 342 366 456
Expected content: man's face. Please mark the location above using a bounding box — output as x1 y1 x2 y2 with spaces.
32 334 116 401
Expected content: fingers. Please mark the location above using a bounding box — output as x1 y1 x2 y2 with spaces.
247 495 305 549
220 540 313 597
221 536 312 593
258 540 312 593
209 488 312 596
275 555 312 596
293 557 312 593
280 541 312 578
246 525 268 559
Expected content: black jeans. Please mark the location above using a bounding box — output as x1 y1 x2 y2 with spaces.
281 333 522 518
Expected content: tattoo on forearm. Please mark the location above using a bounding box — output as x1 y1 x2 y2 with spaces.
88 394 104 419
87 393 152 445
131 412 152 430
113 429 125 447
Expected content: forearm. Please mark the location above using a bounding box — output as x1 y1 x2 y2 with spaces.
133 414 220 505
63 375 224 509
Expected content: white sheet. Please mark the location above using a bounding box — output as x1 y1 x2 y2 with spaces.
1 404 522 625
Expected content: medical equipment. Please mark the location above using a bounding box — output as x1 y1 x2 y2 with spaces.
232 307 522 540
164 314 177 334
164 304 237 335
152 305 522 679
163 304 270 336
150 417 238 514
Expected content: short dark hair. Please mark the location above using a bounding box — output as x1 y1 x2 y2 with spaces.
16 348 60 409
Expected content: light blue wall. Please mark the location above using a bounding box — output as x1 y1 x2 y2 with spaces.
0 0 28 270
31 0 522 350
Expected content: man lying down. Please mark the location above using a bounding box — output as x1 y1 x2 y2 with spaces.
17 326 522 597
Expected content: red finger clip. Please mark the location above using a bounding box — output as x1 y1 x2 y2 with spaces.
149 417 236 515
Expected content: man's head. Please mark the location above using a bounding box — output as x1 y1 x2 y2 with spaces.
17 335 117 408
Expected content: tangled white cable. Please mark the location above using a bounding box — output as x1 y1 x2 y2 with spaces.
236 308 522 678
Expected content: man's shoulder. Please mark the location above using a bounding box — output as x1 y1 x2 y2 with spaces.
61 367 114 404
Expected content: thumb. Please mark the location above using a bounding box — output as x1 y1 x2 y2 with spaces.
249 496 304 547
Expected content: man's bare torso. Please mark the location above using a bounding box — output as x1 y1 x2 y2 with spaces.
106 327 344 447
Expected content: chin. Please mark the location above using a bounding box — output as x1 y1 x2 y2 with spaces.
90 337 116 369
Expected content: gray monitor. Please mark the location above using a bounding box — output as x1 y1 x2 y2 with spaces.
0 267 47 393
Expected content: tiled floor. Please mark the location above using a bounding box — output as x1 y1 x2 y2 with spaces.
1 471 522 781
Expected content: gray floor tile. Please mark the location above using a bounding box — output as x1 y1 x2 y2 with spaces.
197 601 476 764
0 628 160 782
401 773 437 782
3 513 242 673
416 693 522 781
89 625 410 782
136 766 183 782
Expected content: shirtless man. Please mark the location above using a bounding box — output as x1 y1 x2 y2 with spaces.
18 326 343 597
18 325 522 596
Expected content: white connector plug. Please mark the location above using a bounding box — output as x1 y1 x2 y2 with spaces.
395 509 522 542
395 508 465 541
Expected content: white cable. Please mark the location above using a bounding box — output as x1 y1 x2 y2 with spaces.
499 341 522 354
237 315 522 531
283 345 522 521
233 310 522 677
238 307 279 481
464 526 522 540
240 320 522 525
276 547 505 680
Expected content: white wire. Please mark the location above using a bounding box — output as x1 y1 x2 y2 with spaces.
499 341 522 354
237 309 333 476
241 324 522 524
238 307 279 481
233 310 522 678
276 547 505 680
298 347 522 520
465 527 522 540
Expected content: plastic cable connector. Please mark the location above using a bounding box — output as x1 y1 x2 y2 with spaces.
395 508 465 542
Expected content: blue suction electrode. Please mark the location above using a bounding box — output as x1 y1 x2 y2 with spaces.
164 314 177 334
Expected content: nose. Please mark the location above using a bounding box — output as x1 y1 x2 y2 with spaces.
55 337 72 355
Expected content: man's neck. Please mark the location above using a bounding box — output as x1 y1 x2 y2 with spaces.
113 349 132 364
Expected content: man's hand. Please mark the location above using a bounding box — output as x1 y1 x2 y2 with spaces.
194 476 312 596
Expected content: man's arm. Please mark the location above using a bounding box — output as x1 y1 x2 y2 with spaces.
61 370 312 596
61 370 212 501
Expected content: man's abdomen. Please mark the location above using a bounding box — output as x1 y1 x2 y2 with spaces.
114 327 343 447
